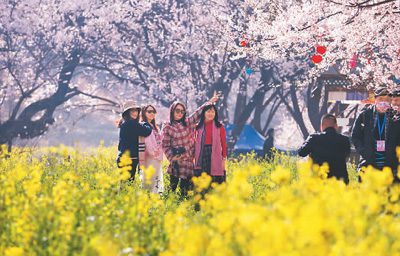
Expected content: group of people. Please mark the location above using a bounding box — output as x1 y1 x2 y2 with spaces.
116 85 400 193
116 94 227 195
298 87 400 184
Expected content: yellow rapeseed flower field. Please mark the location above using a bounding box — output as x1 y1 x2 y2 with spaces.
0 144 399 255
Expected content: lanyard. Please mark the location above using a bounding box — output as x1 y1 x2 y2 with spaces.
376 113 386 140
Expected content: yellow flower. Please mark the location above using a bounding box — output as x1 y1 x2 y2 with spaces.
271 166 291 185
297 159 313 179
360 167 393 190
85 235 120 256
192 172 212 192
95 173 113 189
318 162 329 180
248 163 262 176
118 151 132 168
194 194 202 202
366 194 382 214
5 247 24 256
142 165 156 185
2 145 400 255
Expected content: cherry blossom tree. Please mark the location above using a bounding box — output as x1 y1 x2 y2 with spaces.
0 0 210 147
0 0 134 147
217 0 400 88
0 0 283 150
213 0 400 139
7 0 391 149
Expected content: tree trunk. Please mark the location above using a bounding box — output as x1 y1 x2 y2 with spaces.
261 97 282 135
227 67 273 154
0 48 81 145
234 77 248 123
279 85 310 139
307 80 322 131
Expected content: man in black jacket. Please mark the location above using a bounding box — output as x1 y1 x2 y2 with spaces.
389 88 400 182
351 87 399 177
298 114 351 184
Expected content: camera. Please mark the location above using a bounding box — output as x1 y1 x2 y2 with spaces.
172 147 186 156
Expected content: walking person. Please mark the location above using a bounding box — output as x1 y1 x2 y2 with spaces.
116 101 152 182
263 128 275 159
162 94 219 197
298 114 351 184
193 104 227 184
351 87 397 177
140 104 164 194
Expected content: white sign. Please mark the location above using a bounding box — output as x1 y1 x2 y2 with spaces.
336 118 349 127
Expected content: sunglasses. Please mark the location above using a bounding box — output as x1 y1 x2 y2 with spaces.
174 109 185 114
147 110 156 114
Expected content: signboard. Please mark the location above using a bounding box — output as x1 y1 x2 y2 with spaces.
328 91 369 104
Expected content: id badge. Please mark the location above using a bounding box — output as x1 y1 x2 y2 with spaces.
376 140 385 152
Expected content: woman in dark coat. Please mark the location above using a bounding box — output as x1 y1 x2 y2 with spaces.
117 101 152 181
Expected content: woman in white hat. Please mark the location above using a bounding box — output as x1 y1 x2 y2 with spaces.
117 101 152 181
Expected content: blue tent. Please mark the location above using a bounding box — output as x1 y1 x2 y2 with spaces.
225 124 265 156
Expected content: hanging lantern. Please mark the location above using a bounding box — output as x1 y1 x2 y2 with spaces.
316 45 326 55
245 67 253 75
240 40 247 47
349 54 358 69
311 54 323 64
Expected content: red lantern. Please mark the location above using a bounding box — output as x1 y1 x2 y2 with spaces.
311 54 323 64
349 54 358 69
240 40 247 47
316 45 326 55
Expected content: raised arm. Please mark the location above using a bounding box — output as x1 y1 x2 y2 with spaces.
187 102 208 129
187 93 220 128
351 112 366 158
136 122 153 137
298 135 314 157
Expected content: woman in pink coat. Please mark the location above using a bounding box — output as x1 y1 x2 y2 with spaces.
194 104 227 184
140 104 164 194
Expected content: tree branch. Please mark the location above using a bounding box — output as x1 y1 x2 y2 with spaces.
73 88 119 107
